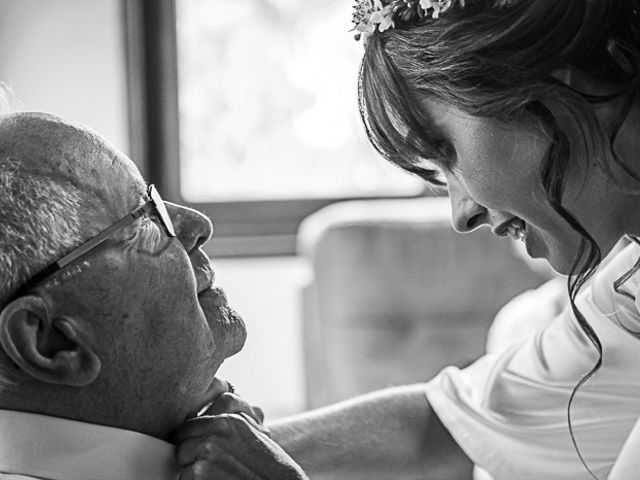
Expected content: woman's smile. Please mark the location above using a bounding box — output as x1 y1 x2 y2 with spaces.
416 97 632 274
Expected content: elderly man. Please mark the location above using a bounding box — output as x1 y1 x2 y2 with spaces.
0 111 307 479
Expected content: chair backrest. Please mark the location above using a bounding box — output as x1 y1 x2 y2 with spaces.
298 197 551 408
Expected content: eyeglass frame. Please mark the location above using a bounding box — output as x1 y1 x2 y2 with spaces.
11 184 176 300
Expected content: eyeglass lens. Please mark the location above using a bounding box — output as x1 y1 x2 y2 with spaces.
149 185 176 237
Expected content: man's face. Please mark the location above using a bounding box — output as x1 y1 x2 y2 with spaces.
59 148 247 438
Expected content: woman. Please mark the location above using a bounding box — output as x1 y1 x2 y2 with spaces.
176 1 640 479
272 1 640 479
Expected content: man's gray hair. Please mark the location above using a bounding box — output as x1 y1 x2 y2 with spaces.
0 157 85 304
0 83 86 305
0 158 85 386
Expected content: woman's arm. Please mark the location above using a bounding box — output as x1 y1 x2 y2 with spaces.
269 384 473 480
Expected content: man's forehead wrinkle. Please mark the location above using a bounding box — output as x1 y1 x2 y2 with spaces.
0 112 146 214
18 158 142 224
100 149 147 203
0 116 98 173
2 153 107 220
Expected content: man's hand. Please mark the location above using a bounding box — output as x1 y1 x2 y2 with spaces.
175 413 309 480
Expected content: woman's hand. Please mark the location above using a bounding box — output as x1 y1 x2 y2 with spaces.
174 412 309 480
194 378 270 436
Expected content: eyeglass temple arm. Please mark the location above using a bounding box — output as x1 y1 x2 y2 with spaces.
22 202 155 293
57 202 155 268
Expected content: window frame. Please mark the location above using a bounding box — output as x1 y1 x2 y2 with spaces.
123 0 426 257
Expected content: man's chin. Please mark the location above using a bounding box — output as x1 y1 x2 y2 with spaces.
198 286 247 358
219 305 247 358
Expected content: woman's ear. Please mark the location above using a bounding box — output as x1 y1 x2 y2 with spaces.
550 65 628 136
550 67 573 87
551 65 620 98
0 295 101 387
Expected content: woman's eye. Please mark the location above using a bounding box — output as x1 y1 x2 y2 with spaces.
435 141 456 165
409 165 447 187
409 156 449 187
432 169 448 186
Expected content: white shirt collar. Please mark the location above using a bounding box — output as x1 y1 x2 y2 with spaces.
0 409 179 480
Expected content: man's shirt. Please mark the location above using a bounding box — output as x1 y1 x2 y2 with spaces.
0 409 179 480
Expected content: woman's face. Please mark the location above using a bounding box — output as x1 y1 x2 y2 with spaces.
418 98 626 274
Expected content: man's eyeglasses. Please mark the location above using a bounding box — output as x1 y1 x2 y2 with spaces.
12 184 176 299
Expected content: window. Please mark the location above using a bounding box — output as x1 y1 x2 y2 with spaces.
124 0 425 257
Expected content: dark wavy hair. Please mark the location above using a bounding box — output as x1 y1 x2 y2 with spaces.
358 0 640 477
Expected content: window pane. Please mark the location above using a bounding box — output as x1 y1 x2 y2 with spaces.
176 0 424 202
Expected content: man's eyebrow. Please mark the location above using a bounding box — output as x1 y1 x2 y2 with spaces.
128 181 149 207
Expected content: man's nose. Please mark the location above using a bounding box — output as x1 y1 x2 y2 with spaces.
165 203 213 252
448 183 487 233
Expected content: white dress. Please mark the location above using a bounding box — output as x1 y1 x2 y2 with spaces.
609 415 640 479
425 242 640 480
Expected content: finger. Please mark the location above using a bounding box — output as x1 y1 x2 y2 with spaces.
178 459 226 480
189 377 234 418
201 393 244 416
239 412 271 437
176 422 254 466
200 393 266 427
179 458 260 480
252 405 265 424
201 392 262 421
175 413 250 444
175 431 260 468
178 465 195 480
176 435 207 466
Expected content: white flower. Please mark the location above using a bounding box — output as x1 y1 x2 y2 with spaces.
352 0 464 42
420 0 453 18
356 20 376 34
371 5 395 32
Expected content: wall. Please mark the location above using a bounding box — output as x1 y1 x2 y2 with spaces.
0 0 129 154
213 257 308 418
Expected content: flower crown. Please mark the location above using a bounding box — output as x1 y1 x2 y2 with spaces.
351 0 463 40
352 0 512 41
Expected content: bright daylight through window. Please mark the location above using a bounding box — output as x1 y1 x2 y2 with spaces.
176 0 424 202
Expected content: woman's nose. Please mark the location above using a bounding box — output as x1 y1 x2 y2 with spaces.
448 184 487 233
166 203 213 252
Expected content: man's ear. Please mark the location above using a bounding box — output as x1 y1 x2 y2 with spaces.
0 295 101 387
